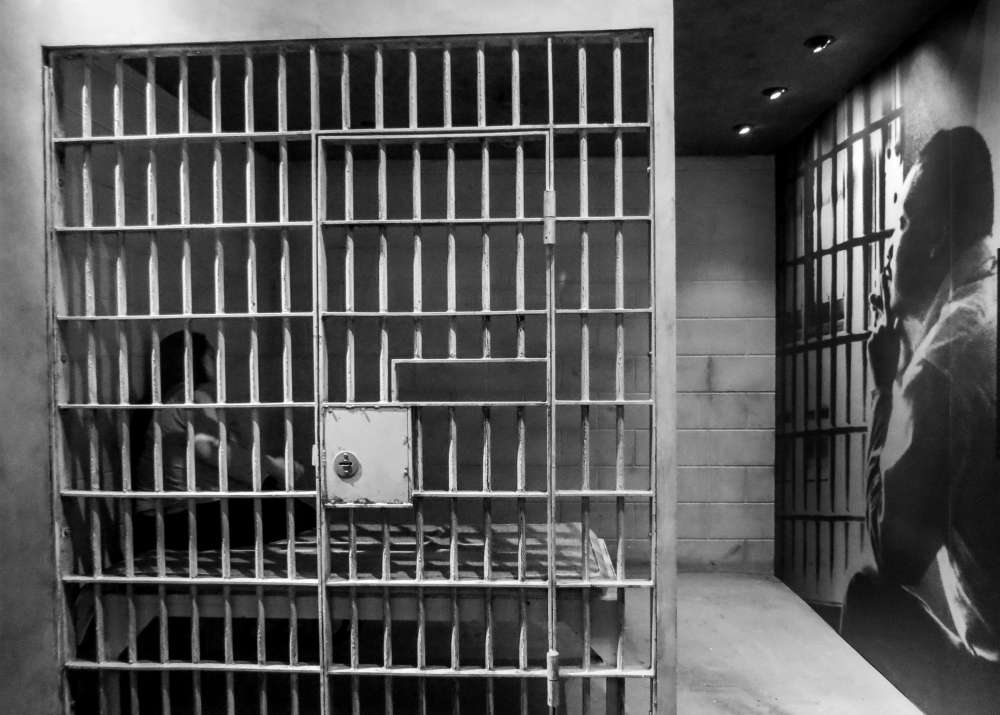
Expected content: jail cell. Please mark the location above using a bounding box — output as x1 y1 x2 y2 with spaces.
47 33 657 715
775 63 903 612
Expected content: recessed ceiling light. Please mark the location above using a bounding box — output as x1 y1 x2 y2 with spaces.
763 86 788 100
805 35 835 53
734 124 754 136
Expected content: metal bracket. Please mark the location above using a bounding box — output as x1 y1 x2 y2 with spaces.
543 189 556 245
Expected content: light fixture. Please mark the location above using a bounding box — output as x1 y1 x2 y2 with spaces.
763 86 787 101
734 124 754 136
805 35 835 53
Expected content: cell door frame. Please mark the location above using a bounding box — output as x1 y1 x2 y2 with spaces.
43 32 666 715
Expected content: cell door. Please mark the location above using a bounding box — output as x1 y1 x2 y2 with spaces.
48 34 657 715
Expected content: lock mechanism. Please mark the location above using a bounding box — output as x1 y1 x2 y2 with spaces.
333 450 360 479
323 407 412 507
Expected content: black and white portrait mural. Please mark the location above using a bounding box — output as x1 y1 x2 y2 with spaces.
776 1 1000 712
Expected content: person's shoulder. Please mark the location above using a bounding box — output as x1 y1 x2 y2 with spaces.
913 304 995 396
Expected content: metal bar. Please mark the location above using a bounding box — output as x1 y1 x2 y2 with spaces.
341 45 351 130
53 122 652 147
51 213 649 233
544 39 559 708
443 44 452 128
278 49 289 134
511 40 521 128
345 142 355 403
58 311 317 322
62 489 320 499
379 139 389 402
375 44 384 130
477 42 487 127
311 113 334 715
777 229 892 267
409 45 419 129
67 661 656 678
64 574 655 587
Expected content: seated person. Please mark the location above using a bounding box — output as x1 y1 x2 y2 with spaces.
132 331 315 553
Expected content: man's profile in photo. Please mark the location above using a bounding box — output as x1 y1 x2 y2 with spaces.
840 126 1000 714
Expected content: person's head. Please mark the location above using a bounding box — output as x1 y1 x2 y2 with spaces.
158 331 215 393
887 126 994 318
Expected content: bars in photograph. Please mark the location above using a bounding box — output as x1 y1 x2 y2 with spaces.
775 64 902 606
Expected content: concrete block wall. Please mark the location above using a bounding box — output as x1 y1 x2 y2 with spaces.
675 156 776 574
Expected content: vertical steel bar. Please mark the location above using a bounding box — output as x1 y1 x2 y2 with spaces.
379 139 389 402
345 144 355 402
613 52 626 611
511 40 520 127
545 41 559 706
482 139 491 353
112 52 132 594
312 84 333 715
409 45 419 129
375 44 384 130
477 41 487 128
447 148 456 358
578 40 592 586
179 52 189 135
341 46 351 130
81 53 99 626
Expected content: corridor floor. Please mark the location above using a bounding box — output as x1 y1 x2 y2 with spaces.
677 573 923 714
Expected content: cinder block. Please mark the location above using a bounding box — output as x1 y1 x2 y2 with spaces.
676 238 762 281
676 430 712 467
676 539 775 573
589 428 618 468
632 429 651 467
626 502 651 539
676 280 775 319
744 467 776 502
745 318 776 356
711 429 774 466
624 466 651 490
677 539 747 572
744 539 775 574
675 163 774 209
677 466 746 503
677 319 749 355
633 355 651 393
678 429 773 466
676 203 774 249
677 355 775 392
677 502 774 539
677 393 775 429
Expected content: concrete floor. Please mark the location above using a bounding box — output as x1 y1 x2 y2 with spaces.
678 573 923 714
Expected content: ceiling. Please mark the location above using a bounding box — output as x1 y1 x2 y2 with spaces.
121 1 953 158
674 0 950 155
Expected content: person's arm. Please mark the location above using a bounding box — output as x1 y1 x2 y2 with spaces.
865 360 950 585
188 389 308 489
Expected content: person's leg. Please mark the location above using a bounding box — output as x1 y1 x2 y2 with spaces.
841 568 1000 715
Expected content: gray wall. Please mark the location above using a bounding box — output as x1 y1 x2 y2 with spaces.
0 1 676 712
675 156 775 573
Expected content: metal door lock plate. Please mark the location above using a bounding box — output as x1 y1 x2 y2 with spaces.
323 407 412 507
333 451 360 479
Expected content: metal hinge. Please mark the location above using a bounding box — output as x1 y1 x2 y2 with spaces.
543 190 556 245
546 649 560 708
